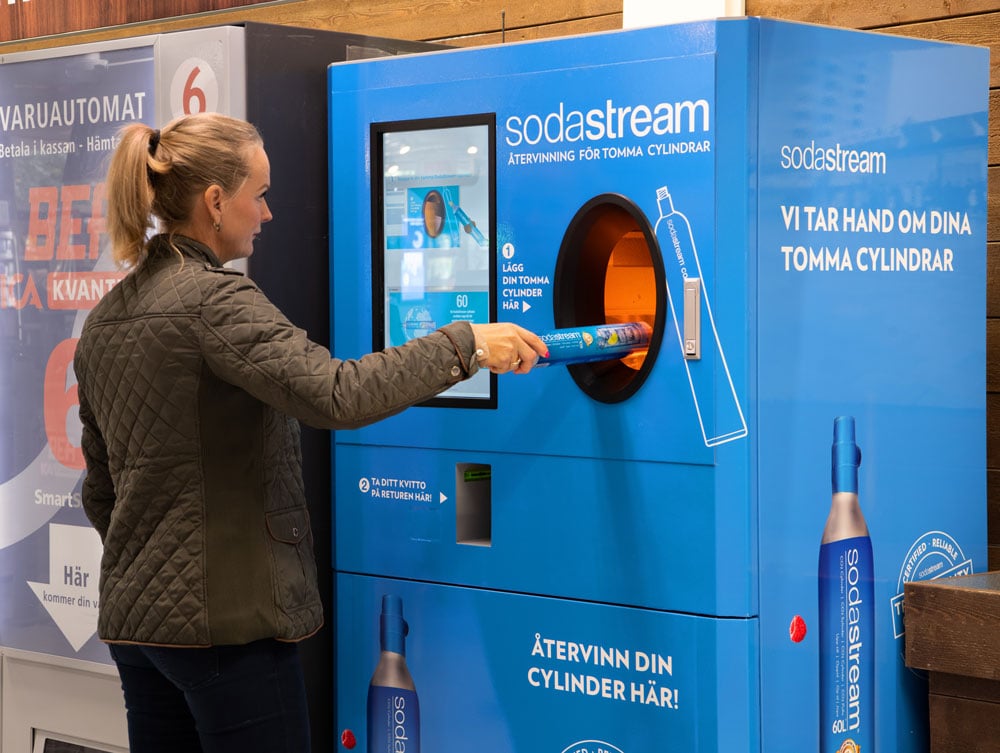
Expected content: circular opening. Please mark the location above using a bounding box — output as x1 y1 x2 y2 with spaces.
553 194 665 403
422 190 446 237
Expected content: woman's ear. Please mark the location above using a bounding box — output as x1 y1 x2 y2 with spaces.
202 184 225 224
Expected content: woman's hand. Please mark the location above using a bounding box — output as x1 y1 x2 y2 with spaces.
469 322 549 374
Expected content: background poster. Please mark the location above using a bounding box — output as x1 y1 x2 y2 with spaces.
0 44 154 662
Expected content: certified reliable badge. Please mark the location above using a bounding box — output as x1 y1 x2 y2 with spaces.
890 530 973 639
560 741 625 753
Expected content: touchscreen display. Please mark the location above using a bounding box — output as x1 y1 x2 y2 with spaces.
372 115 496 407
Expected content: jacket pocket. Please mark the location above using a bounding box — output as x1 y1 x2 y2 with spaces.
265 506 320 615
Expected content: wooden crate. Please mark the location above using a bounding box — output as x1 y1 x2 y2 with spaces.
905 572 1000 751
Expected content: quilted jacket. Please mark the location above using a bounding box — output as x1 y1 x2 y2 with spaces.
74 234 478 646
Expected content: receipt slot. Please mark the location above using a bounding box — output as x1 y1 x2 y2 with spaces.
329 18 988 753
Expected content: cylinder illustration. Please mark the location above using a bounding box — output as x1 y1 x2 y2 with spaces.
367 595 420 753
444 188 487 246
818 416 875 753
654 186 747 446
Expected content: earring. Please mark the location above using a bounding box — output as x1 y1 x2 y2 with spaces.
213 220 221 232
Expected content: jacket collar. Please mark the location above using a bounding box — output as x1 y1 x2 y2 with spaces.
147 234 224 268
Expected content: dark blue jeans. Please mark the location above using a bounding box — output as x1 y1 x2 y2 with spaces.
109 638 310 753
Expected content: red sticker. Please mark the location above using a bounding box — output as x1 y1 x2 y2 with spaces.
789 614 807 643
341 729 357 749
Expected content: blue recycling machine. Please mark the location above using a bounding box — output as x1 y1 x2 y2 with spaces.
327 18 989 753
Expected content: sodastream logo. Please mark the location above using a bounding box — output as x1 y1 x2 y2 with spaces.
390 693 414 751
504 97 710 147
844 546 865 735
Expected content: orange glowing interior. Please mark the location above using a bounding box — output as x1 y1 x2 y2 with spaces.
603 230 656 370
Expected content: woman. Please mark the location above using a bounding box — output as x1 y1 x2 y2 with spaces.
73 112 546 753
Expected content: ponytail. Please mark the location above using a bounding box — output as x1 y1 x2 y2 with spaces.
105 123 158 267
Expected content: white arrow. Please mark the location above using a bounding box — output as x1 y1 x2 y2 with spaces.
27 523 102 652
522 301 531 313
440 492 448 504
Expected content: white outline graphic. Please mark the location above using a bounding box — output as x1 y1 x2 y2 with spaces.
654 186 748 447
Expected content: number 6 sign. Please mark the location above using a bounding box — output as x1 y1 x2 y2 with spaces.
154 26 247 124
168 57 219 117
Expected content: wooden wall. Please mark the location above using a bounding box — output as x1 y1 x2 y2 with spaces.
0 0 273 43
891 10 1000 571
0 0 622 53
1 0 996 566
748 0 1000 569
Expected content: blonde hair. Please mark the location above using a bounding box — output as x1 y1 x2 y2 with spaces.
105 112 264 267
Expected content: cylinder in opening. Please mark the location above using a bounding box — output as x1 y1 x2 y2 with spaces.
553 193 665 403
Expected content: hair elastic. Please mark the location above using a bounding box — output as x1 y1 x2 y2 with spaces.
148 129 161 155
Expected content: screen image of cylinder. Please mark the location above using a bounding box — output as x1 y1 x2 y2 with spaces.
818 417 874 753
368 595 420 753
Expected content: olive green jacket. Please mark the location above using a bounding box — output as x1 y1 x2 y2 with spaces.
74 235 477 646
